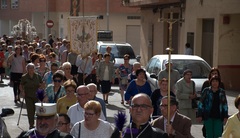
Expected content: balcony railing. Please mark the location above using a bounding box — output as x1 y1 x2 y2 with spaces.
123 0 182 7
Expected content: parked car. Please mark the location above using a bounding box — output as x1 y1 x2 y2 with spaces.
145 54 211 97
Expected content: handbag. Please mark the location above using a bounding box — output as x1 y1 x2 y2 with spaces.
191 81 198 109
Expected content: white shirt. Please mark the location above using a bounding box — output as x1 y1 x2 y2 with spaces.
70 119 114 138
75 56 92 75
103 65 109 81
67 103 106 126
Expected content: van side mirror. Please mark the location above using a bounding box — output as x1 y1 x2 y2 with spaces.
136 55 141 62
150 73 158 79
1 108 14 117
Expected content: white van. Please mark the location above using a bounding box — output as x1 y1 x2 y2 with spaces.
97 41 141 70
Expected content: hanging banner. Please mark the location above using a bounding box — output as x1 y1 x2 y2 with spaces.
68 16 97 56
70 0 80 16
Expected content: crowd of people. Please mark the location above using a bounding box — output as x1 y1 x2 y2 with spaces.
0 34 239 138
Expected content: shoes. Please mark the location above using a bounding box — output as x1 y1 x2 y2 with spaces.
14 99 18 104
0 80 3 83
105 100 108 104
121 100 124 104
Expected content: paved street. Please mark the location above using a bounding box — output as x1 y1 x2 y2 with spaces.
0 78 239 138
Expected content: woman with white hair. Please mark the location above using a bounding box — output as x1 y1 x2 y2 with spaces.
19 63 43 129
62 62 77 84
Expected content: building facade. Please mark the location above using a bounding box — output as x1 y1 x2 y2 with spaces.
0 0 141 54
125 0 240 90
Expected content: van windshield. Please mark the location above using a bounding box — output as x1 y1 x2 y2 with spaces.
99 45 136 58
162 59 210 78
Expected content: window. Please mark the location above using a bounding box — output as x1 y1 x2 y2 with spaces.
1 0 7 9
11 0 18 9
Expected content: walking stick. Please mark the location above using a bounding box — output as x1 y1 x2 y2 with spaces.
17 98 24 126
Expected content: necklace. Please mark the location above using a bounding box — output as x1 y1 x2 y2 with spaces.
130 123 150 138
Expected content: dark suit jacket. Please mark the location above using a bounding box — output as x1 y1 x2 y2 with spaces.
151 112 193 138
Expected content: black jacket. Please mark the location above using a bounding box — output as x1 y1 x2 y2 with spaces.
18 129 73 138
122 122 168 138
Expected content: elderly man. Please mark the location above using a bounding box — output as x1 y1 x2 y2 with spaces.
158 60 180 93
151 96 193 138
67 85 106 126
87 83 106 118
122 93 168 138
18 103 73 138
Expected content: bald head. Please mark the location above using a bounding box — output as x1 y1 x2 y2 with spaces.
131 93 152 106
76 85 90 107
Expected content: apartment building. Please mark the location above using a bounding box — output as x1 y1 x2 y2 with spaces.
125 0 240 90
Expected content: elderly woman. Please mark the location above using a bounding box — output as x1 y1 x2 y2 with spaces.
62 62 77 84
125 68 152 104
35 54 49 79
19 63 43 129
176 69 197 122
8 46 26 103
151 78 175 119
70 100 118 138
44 70 66 103
57 79 77 114
222 95 240 137
96 53 115 104
197 75 228 138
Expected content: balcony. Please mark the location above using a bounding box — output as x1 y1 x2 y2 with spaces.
123 0 183 7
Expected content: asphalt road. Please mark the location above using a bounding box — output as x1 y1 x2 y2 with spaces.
0 78 239 138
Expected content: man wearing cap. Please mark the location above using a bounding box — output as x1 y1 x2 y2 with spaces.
151 96 193 138
176 69 197 123
158 60 180 93
18 103 73 138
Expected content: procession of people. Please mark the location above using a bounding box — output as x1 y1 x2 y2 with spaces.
0 34 238 138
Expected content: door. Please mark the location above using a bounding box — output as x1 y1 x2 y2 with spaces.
201 19 214 66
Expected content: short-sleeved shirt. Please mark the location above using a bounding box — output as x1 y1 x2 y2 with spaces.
45 84 66 103
20 73 43 98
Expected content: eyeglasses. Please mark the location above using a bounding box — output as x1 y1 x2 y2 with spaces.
66 90 75 93
77 93 88 97
64 68 71 70
131 104 152 110
53 79 62 83
160 104 173 109
124 58 129 60
83 111 95 117
89 90 96 93
57 122 69 127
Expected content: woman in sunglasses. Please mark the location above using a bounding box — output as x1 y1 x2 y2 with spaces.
44 70 66 103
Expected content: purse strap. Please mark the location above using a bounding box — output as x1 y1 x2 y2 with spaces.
78 122 81 138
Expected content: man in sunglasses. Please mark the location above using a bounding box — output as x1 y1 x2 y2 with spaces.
151 96 193 138
122 93 168 138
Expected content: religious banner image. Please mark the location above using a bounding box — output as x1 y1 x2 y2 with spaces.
69 16 97 56
70 0 80 16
